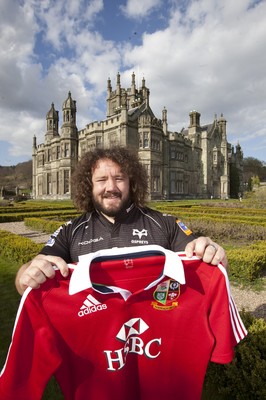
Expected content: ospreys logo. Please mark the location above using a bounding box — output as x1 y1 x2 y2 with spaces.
103 318 161 371
131 228 149 244
132 229 148 239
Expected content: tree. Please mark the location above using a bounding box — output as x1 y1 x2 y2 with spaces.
243 157 266 187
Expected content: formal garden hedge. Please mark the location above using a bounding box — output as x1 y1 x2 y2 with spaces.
0 198 265 399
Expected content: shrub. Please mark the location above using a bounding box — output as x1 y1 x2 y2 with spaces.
0 231 42 264
24 217 62 234
203 311 266 399
227 242 266 281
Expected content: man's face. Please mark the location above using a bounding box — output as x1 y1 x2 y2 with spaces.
92 158 130 219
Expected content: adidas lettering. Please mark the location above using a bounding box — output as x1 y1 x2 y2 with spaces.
78 294 107 317
78 303 107 317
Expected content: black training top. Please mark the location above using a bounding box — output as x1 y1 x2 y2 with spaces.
40 204 196 263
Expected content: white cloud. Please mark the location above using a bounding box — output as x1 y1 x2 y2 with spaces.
0 0 266 164
35 0 104 50
120 0 162 19
122 0 266 144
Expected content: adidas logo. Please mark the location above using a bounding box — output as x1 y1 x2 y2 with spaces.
78 294 107 317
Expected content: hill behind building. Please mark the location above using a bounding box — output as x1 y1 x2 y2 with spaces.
0 161 32 194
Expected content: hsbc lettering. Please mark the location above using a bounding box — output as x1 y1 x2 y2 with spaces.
104 335 161 371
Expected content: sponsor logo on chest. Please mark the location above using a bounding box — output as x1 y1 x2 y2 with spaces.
103 318 161 371
78 294 107 317
78 236 104 246
131 228 149 244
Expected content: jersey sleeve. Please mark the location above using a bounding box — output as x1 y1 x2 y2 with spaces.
166 216 196 251
39 221 72 262
0 289 62 400
207 265 247 364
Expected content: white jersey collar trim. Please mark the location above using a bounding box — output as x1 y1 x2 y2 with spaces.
69 245 185 295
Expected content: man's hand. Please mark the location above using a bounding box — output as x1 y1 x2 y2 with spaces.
185 236 228 269
15 255 69 295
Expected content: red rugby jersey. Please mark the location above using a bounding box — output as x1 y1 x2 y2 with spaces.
0 245 247 400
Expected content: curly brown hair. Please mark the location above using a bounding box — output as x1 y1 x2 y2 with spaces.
71 146 149 212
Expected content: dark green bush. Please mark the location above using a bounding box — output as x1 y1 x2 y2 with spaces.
204 311 266 399
0 231 42 263
227 242 266 281
24 217 63 234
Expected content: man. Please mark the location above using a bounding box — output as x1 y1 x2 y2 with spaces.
15 146 227 295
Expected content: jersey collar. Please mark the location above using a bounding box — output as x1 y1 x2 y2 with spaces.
69 245 185 295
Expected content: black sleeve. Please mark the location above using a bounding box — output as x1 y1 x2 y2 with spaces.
158 214 196 251
144 207 197 251
166 216 197 252
39 222 72 263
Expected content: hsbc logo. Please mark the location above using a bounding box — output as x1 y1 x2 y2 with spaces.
104 318 161 371
132 229 148 239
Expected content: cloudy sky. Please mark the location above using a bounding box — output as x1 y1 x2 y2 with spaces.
0 0 265 166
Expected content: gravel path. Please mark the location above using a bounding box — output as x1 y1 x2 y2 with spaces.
0 221 265 319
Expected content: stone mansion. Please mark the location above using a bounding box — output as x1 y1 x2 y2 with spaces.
32 73 243 200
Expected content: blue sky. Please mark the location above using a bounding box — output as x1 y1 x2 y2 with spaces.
0 0 266 166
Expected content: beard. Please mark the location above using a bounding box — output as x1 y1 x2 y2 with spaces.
93 191 130 218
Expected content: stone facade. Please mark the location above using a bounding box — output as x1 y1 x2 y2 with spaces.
32 73 243 200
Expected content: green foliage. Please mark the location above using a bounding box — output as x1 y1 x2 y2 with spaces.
227 241 266 281
203 311 266 400
252 175 260 187
0 256 21 365
185 219 266 242
0 231 43 263
24 217 63 234
0 209 78 223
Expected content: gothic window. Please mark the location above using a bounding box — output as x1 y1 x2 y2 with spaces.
152 167 160 192
151 139 160 150
64 170 70 194
170 171 176 192
143 133 149 148
47 173 52 194
110 133 117 147
170 146 176 159
64 143 69 157
56 146 60 159
38 155 44 167
38 176 43 196
81 143 86 155
56 171 59 194
96 136 102 146
47 149 51 162
170 171 184 194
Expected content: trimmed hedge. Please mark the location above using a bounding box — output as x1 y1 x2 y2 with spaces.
0 231 43 264
203 311 266 399
227 241 266 281
24 217 63 234
0 210 78 223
